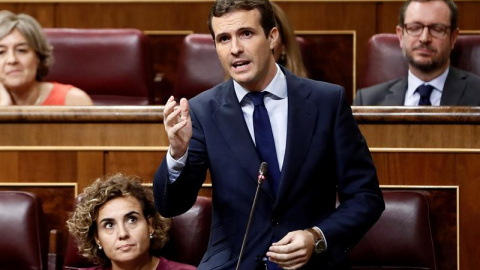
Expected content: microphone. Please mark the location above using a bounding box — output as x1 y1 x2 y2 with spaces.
235 162 267 270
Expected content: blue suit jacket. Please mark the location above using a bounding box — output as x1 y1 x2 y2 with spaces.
154 68 384 270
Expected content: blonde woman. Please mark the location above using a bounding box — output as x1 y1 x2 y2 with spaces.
0 10 92 105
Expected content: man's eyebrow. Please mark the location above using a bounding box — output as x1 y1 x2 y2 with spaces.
215 26 256 38
238 26 255 32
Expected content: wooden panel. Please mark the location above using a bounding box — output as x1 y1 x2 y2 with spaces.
0 4 16 12
147 33 189 105
372 152 458 185
0 122 166 147
17 3 55 27
55 3 212 31
105 151 166 182
362 124 480 148
0 151 79 182
376 2 402 33
1 3 54 27
299 33 354 102
456 1 480 31
77 151 105 193
0 152 19 180
456 154 480 268
18 151 78 182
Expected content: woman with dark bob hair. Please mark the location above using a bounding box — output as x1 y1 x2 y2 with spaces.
66 173 195 270
0 10 92 105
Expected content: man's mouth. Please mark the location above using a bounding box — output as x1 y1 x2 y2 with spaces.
232 60 250 69
413 45 436 54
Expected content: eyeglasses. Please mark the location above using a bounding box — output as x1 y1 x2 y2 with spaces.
403 23 451 38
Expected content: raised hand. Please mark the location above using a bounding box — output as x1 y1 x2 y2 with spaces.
163 96 192 159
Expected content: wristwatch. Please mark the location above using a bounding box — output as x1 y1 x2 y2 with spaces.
305 227 326 254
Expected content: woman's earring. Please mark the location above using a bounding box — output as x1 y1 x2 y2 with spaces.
280 49 287 63
98 244 102 250
149 233 153 239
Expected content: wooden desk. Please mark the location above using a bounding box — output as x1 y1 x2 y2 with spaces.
0 106 477 269
354 106 480 270
0 106 169 253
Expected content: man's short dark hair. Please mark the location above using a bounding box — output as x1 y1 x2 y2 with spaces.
207 0 276 40
398 0 458 31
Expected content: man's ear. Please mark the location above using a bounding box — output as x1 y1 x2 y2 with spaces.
450 27 460 49
269 27 279 50
396 25 404 49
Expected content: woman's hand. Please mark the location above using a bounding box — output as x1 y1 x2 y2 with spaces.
0 83 13 106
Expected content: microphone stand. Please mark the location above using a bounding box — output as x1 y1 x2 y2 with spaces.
235 162 267 270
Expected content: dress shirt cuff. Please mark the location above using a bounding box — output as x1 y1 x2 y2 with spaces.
313 226 328 250
166 146 188 184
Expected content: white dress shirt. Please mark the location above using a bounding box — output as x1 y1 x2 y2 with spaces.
167 64 288 178
404 67 449 106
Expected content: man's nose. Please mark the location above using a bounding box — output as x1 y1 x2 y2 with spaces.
231 37 243 55
419 26 432 43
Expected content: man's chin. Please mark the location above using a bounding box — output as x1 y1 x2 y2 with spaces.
409 59 441 73
230 73 251 84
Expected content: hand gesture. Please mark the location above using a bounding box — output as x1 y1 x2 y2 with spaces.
266 230 315 269
0 82 13 105
163 96 192 159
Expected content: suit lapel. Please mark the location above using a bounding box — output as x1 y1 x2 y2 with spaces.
440 67 467 105
275 71 317 207
382 78 407 105
212 81 275 201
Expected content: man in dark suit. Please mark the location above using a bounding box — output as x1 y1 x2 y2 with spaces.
354 0 480 106
154 0 384 269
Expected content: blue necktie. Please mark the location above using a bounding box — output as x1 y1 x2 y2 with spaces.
247 92 281 196
248 92 282 270
417 84 434 105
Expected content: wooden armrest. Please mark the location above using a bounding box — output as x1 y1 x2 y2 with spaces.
48 229 64 270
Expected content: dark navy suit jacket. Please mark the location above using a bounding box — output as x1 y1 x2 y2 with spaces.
354 67 480 106
154 68 385 270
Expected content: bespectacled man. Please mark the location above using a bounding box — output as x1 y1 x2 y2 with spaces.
354 0 480 106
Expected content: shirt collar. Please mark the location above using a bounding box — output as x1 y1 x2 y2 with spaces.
407 66 449 94
234 64 287 103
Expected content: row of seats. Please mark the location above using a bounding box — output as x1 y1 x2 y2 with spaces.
360 33 480 88
43 28 154 105
41 29 480 105
0 190 436 270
